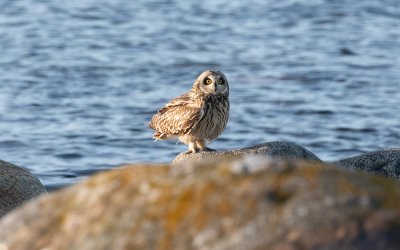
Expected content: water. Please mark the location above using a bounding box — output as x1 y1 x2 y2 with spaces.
0 0 399 190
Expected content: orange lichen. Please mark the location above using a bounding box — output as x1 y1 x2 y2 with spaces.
216 199 233 217
165 188 194 233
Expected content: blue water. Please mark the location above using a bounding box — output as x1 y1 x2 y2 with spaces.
0 0 399 190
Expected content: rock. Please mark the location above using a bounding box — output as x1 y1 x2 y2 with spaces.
1 159 400 250
334 148 400 181
172 141 321 166
0 160 47 217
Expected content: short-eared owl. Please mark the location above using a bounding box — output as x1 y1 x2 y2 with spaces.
149 70 229 154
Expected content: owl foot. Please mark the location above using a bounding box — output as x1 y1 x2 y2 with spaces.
186 142 200 154
184 148 200 154
196 141 216 152
201 147 216 152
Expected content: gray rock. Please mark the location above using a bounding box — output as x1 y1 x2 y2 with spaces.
334 148 400 181
0 160 47 217
172 141 321 166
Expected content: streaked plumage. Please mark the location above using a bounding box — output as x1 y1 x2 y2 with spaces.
149 70 229 153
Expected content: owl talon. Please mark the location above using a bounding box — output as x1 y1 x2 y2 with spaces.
184 149 199 154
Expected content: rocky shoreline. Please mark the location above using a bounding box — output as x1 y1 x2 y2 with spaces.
1 141 400 249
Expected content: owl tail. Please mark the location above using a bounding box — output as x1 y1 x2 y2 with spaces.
153 131 168 142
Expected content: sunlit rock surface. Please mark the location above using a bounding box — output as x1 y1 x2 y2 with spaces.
1 158 400 250
0 160 46 217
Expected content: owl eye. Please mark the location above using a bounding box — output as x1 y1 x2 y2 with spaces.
204 78 212 85
217 78 224 84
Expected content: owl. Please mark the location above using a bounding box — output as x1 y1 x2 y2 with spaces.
149 70 229 154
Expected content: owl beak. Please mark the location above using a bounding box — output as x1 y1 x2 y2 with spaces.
213 83 219 94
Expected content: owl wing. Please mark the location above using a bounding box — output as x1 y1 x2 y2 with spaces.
150 93 203 136
157 93 191 115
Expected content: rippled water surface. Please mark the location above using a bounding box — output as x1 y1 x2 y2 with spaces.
0 0 399 190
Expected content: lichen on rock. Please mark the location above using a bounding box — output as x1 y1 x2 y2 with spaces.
1 158 400 250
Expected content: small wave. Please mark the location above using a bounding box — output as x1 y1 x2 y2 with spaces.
334 127 377 133
294 110 334 115
55 153 84 159
0 140 28 148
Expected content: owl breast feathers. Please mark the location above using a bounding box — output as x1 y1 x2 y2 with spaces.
149 70 229 154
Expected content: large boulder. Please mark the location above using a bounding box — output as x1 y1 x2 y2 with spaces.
1 158 400 250
172 141 321 166
334 148 400 181
0 160 47 217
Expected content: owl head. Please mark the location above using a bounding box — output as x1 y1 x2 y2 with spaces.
192 70 229 96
